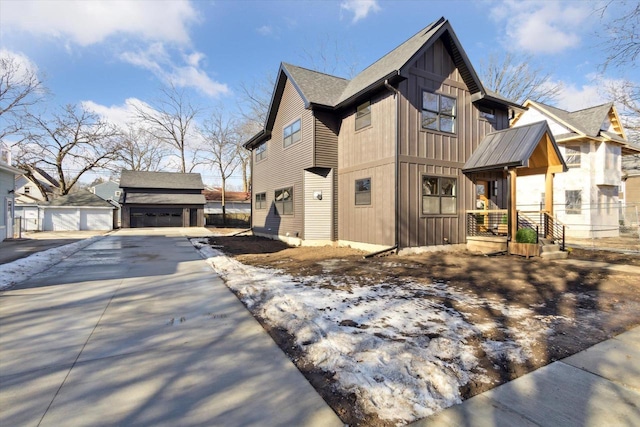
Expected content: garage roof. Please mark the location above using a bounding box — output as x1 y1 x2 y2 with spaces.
124 193 206 205
43 190 114 208
120 171 204 190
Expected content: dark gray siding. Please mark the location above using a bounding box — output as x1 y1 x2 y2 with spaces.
397 38 510 248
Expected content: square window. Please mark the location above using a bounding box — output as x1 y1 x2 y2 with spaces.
421 91 456 134
566 190 582 214
422 176 457 215
564 146 581 168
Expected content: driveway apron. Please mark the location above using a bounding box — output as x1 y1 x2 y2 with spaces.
0 228 341 427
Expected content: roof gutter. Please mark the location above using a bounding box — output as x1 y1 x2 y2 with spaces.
335 70 400 110
243 130 271 150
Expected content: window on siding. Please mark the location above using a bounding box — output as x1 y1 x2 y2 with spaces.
283 119 301 148
355 178 371 205
255 143 266 161
564 145 581 168
274 187 293 215
422 91 456 133
255 192 266 210
565 190 582 214
355 101 371 130
422 176 457 215
479 106 495 123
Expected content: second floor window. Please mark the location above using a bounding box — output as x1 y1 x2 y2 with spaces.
255 143 266 161
255 192 266 209
422 91 456 133
355 101 371 130
355 178 371 205
283 119 301 148
275 187 293 215
564 145 581 168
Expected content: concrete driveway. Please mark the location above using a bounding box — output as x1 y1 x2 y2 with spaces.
0 228 341 427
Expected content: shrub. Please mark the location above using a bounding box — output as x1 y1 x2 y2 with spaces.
515 228 537 243
501 215 508 224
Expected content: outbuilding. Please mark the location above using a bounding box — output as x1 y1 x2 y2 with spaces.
40 191 115 231
119 171 205 228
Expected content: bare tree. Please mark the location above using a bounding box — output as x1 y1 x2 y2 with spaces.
200 108 242 224
235 119 257 193
604 80 640 144
15 104 122 199
478 52 563 105
0 51 46 141
237 71 275 130
117 123 170 171
299 34 360 78
134 84 200 173
597 1 639 71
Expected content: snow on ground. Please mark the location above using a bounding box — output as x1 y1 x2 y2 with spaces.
0 236 104 289
191 239 566 424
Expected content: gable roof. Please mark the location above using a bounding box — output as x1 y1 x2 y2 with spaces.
246 17 519 149
119 171 204 190
43 190 114 208
463 121 566 174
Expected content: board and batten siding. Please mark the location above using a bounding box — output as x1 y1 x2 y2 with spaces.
397 38 510 248
304 168 334 240
252 78 314 239
338 92 396 246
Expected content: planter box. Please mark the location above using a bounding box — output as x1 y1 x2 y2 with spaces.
509 242 540 258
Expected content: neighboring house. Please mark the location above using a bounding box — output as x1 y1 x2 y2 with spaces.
90 181 122 202
621 154 640 229
14 167 60 203
1 145 24 241
119 171 205 228
203 189 251 226
90 180 122 228
511 101 640 238
38 190 115 231
244 17 565 252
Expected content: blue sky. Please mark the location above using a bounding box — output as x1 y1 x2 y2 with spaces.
1 0 638 184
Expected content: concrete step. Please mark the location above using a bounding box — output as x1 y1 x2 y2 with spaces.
541 244 561 253
541 250 568 260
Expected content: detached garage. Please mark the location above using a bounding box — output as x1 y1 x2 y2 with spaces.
119 171 205 228
40 191 115 231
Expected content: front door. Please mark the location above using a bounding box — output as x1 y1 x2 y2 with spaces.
476 181 488 209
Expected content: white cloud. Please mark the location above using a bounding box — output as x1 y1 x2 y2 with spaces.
0 0 198 46
0 49 41 83
490 0 591 54
257 25 274 36
119 44 229 98
340 0 381 23
81 98 150 128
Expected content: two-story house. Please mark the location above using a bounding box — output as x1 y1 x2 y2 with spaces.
512 101 640 238
244 17 565 253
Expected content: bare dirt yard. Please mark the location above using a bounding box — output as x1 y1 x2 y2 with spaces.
194 231 640 426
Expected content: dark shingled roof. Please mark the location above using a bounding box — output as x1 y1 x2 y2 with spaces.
119 171 204 190
282 63 349 107
124 193 205 205
463 121 565 173
44 190 114 208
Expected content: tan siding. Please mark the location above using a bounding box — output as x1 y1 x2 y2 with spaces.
397 38 511 248
304 168 333 240
251 78 313 238
338 91 396 246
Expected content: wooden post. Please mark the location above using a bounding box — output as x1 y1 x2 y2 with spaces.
545 170 554 214
510 169 518 239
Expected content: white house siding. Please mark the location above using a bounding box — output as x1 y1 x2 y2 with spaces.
14 205 39 231
514 108 571 136
43 207 112 231
304 168 333 242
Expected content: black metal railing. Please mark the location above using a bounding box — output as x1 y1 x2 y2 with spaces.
466 210 509 237
517 211 566 250
543 212 566 251
516 211 539 243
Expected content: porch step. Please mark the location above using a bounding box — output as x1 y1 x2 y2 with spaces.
541 244 561 253
541 250 568 260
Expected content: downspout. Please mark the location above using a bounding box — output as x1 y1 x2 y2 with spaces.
385 78 400 253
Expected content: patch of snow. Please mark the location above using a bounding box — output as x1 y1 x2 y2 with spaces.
191 238 561 424
0 236 104 290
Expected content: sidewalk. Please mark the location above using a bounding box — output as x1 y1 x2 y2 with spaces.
412 326 640 426
0 231 108 264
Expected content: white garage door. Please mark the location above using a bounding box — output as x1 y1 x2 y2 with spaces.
50 211 78 231
81 210 112 230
